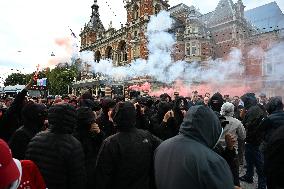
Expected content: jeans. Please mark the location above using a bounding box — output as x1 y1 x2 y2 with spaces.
244 143 266 189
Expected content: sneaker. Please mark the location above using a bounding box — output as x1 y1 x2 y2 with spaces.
239 175 253 184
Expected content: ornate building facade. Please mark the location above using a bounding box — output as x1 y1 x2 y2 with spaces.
76 0 284 97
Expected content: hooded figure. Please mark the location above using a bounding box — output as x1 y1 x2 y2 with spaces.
209 92 224 113
74 107 105 189
25 104 86 189
154 105 234 189
150 101 178 140
9 102 47 160
239 93 267 188
96 98 116 137
95 102 161 189
258 96 284 152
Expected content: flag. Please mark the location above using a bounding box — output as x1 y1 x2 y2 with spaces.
70 28 77 38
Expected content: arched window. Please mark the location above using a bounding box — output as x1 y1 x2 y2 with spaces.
95 50 101 62
132 4 139 20
118 41 127 65
106 46 113 59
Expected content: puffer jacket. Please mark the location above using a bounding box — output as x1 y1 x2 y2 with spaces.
9 103 47 160
25 104 86 189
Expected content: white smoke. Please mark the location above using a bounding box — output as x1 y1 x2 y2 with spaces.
82 10 245 84
264 41 284 80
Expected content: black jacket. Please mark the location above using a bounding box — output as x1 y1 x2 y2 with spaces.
150 102 179 140
259 111 284 151
74 129 104 189
9 126 38 160
9 103 46 160
96 113 116 137
154 105 234 189
264 126 284 189
25 104 86 189
95 128 161 189
0 89 27 142
241 93 266 146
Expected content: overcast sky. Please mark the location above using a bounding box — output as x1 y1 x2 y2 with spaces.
0 0 283 86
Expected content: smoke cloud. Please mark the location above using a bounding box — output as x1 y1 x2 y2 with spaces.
79 10 283 97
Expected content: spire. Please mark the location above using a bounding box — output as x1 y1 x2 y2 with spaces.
235 0 245 18
89 0 105 32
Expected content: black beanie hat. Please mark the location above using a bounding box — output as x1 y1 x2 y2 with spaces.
77 107 96 130
22 102 47 128
112 102 136 131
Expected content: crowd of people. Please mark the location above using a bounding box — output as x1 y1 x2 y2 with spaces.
0 82 283 189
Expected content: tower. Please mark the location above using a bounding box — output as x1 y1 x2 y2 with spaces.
80 0 105 51
124 0 170 62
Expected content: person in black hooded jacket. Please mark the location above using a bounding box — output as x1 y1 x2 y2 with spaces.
9 102 47 160
25 104 86 189
0 85 30 142
258 96 284 152
150 101 179 140
96 98 116 137
239 93 267 189
264 125 284 189
74 107 105 189
154 105 234 189
95 102 161 189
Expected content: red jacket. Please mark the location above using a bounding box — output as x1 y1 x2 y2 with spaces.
18 160 46 189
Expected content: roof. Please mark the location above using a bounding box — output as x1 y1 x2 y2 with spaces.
244 1 284 33
208 0 236 26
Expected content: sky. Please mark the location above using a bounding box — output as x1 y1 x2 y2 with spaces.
0 0 283 86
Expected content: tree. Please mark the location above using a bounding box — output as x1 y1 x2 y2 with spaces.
47 63 78 95
4 73 27 86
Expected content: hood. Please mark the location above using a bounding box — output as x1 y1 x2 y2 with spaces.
241 93 257 110
266 96 283 114
160 93 172 102
179 105 222 148
79 99 101 111
209 92 224 112
157 101 172 121
112 102 136 131
48 104 77 134
21 102 47 131
77 107 96 130
101 98 116 114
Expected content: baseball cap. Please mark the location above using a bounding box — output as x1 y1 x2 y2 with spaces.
0 139 20 189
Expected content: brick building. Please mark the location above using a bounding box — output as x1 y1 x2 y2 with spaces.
76 0 284 97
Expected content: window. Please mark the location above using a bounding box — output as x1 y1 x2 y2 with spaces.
263 51 278 76
263 62 274 76
185 41 200 56
191 42 197 55
185 26 199 35
133 4 139 20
